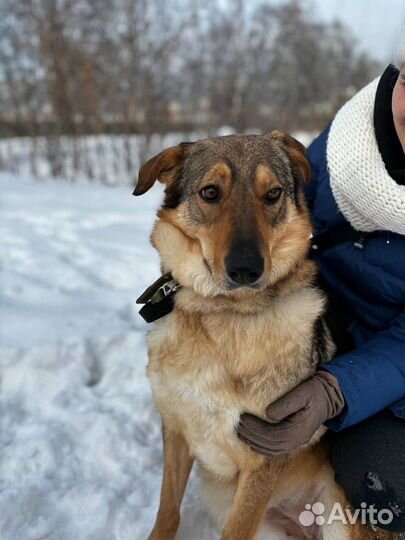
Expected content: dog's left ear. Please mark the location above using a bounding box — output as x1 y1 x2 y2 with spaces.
133 142 192 196
267 130 311 183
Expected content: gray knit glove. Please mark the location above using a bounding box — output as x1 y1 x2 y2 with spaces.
237 371 345 456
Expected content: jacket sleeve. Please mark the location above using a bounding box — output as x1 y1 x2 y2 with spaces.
319 310 405 431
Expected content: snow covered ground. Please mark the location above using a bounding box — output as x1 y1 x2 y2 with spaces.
0 172 220 540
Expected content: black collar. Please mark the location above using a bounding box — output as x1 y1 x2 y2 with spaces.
374 64 405 185
137 273 181 323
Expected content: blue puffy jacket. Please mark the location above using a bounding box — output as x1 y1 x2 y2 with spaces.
305 125 405 431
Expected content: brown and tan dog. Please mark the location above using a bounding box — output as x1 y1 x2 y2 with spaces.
134 132 396 540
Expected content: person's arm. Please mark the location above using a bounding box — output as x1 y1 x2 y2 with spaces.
237 311 405 455
320 310 405 430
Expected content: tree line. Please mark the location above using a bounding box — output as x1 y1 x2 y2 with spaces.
0 0 378 139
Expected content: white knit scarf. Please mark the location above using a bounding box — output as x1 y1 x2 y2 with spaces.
327 77 405 234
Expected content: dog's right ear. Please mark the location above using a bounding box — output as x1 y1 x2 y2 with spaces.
133 143 192 196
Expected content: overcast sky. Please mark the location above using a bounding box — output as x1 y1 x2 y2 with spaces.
307 0 404 63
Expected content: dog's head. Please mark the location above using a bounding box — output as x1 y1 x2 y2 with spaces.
134 131 312 298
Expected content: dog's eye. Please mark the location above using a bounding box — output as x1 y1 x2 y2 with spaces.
199 185 220 203
265 187 283 204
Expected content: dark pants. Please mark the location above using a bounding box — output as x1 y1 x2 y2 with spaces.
316 284 404 531
329 410 405 533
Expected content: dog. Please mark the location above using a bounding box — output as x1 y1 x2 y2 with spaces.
134 132 395 540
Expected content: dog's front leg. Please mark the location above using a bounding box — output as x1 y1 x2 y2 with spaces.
221 457 286 540
148 424 193 540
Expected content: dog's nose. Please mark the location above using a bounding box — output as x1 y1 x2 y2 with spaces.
225 241 264 286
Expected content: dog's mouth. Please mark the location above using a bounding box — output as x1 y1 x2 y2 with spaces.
224 276 264 291
226 279 263 291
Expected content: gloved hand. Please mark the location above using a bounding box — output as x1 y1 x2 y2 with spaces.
237 371 345 456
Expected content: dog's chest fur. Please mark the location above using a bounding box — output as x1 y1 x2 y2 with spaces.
146 286 327 480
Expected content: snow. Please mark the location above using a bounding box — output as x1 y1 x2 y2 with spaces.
0 171 300 540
